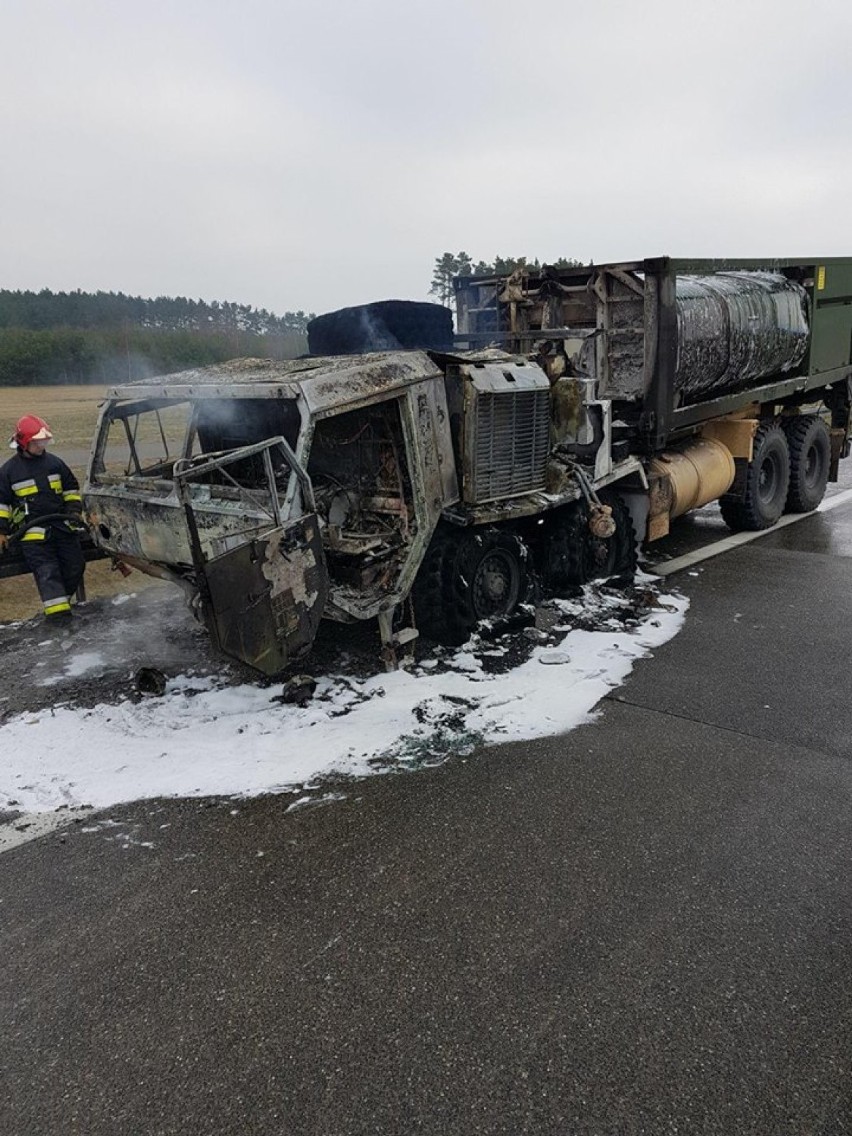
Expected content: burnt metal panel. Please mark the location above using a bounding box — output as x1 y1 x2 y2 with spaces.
300 352 444 416
202 515 328 675
668 365 852 432
407 378 458 514
640 260 679 452
85 488 275 566
462 363 551 503
594 267 646 399
104 352 444 414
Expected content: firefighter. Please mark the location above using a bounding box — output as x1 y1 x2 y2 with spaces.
0 414 86 621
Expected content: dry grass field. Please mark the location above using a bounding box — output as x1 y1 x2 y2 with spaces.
0 385 164 622
0 383 106 451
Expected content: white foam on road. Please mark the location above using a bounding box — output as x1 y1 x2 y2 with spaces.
37 650 109 687
0 587 688 827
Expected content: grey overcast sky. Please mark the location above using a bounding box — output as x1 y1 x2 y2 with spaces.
2 0 850 316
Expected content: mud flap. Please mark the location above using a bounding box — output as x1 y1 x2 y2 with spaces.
201 514 329 675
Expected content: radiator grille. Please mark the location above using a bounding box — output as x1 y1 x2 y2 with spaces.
468 388 550 502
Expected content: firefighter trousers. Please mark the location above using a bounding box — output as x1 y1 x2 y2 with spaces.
20 527 85 618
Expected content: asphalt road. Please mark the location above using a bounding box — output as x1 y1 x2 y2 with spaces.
2 503 852 1134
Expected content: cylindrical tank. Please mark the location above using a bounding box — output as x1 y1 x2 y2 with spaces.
648 437 736 518
675 272 809 404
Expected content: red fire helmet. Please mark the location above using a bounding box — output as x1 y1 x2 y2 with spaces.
11 414 53 450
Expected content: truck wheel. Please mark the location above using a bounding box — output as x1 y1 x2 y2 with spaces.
413 526 529 645
542 502 587 589
783 415 830 513
589 491 638 581
719 423 790 531
544 493 637 589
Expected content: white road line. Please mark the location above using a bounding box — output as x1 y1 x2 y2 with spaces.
650 487 852 577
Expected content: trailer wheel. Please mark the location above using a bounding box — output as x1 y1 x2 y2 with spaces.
544 493 637 590
719 423 790 531
783 415 830 513
413 525 529 645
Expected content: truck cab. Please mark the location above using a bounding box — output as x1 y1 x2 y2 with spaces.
85 352 457 673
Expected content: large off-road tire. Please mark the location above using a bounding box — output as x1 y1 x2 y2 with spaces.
719 422 790 532
783 415 830 513
412 525 530 645
543 492 637 590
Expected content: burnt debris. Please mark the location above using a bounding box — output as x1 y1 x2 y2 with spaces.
307 300 454 356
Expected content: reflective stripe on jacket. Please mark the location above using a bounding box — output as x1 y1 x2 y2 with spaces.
0 450 82 535
11 478 38 497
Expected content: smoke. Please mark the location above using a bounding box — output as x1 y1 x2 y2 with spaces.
98 351 165 385
358 308 401 351
5 586 222 716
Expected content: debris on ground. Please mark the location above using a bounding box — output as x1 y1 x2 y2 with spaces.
0 576 687 819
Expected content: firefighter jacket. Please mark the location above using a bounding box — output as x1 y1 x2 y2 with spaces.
0 449 83 542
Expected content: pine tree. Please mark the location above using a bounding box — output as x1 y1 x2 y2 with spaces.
429 253 460 306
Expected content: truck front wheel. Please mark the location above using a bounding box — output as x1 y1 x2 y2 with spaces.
719 423 790 531
413 526 530 645
544 493 637 590
783 415 830 513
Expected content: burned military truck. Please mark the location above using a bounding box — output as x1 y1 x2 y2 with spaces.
84 257 852 675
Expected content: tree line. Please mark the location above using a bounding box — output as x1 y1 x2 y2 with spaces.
429 252 583 306
0 289 313 387
0 289 311 335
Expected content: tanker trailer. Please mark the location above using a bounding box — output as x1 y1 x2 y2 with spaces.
454 257 852 537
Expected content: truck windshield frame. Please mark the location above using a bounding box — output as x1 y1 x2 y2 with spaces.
90 398 193 483
90 395 306 488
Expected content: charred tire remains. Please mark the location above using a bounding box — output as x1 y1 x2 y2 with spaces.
719 423 790 532
413 526 530 645
783 415 830 513
543 493 637 590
